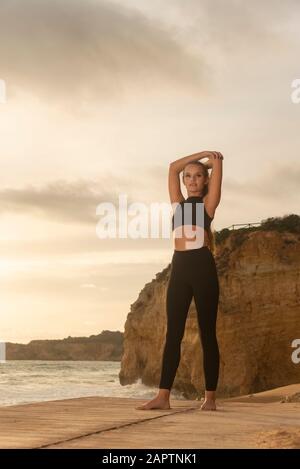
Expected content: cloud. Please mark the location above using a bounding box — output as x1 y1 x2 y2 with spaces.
0 0 208 107
0 162 170 223
224 161 300 201
0 160 299 230
165 0 299 51
0 178 103 223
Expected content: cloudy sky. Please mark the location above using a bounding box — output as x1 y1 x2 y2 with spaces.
0 0 299 343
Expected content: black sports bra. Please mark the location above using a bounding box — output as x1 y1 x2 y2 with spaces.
171 196 213 231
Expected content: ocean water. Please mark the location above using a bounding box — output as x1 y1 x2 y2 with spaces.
0 360 186 407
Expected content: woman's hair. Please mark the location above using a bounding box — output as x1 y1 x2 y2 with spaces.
182 161 216 255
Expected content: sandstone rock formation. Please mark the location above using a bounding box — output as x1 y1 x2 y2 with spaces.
119 228 300 398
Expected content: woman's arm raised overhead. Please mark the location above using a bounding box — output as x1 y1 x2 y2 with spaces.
169 150 213 173
168 150 214 204
169 150 223 203
203 151 223 219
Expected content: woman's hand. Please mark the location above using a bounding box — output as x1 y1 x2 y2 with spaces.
205 151 224 161
169 150 223 174
202 152 223 170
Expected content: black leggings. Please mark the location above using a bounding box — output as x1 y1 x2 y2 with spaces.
159 246 220 391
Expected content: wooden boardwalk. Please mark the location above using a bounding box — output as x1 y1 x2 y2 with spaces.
0 384 299 449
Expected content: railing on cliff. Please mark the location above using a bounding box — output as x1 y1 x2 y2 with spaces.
224 222 262 230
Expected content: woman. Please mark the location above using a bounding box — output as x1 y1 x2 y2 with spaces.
136 150 223 411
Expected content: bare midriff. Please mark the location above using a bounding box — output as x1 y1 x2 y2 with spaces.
173 225 210 251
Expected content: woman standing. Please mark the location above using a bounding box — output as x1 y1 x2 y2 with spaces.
136 151 223 411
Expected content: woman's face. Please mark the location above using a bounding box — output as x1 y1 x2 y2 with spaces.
183 164 207 194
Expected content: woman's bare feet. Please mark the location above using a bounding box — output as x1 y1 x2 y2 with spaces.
200 399 216 410
200 390 217 411
135 389 171 410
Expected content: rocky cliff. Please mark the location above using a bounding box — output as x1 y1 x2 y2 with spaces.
6 330 123 361
119 222 300 399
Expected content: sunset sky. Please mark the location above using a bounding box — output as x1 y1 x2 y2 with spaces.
0 0 299 343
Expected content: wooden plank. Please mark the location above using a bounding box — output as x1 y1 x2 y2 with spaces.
0 385 299 449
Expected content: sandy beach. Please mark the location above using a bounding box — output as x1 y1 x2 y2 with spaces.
0 383 299 449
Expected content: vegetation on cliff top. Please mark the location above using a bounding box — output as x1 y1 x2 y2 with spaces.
215 214 300 245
